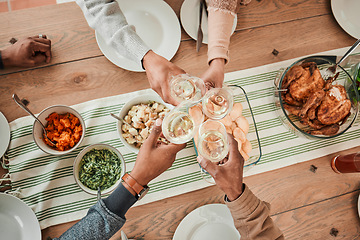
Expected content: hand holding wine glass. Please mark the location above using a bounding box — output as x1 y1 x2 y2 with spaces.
197 134 244 201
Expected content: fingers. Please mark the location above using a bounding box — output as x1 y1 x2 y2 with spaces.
227 134 244 165
164 142 186 153
161 87 179 106
33 37 51 46
31 41 51 63
32 54 46 65
31 35 47 39
197 155 217 177
145 118 163 147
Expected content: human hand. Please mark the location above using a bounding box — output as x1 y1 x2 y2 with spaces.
1 35 51 68
197 134 244 201
201 58 225 89
143 50 186 106
130 118 186 186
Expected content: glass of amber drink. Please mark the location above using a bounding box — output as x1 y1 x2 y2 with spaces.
331 152 360 173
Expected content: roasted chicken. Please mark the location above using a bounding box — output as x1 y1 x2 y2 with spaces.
281 62 351 136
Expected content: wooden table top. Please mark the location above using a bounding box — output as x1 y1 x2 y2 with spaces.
1 0 360 239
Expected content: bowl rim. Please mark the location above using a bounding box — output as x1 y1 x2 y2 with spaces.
73 143 126 195
32 105 86 155
117 93 174 153
278 56 360 139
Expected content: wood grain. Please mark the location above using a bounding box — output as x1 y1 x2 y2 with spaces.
2 0 360 239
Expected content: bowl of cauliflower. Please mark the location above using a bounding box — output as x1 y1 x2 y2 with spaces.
117 92 173 153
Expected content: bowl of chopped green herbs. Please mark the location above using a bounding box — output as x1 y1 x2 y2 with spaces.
73 143 126 195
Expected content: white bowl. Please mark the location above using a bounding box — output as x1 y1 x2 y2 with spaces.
117 93 173 153
73 143 126 195
33 105 86 155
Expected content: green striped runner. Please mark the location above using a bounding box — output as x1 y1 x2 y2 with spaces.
7 49 360 230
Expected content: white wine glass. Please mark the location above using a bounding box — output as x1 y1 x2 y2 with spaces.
162 102 197 144
170 74 206 103
197 120 229 162
201 87 233 120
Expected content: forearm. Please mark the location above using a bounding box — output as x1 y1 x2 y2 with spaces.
76 0 150 64
56 184 137 240
225 184 284 240
207 0 236 64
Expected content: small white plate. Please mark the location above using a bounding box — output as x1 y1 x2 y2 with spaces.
173 203 240 240
180 0 237 44
96 0 181 72
0 193 41 240
0 112 10 157
331 0 360 39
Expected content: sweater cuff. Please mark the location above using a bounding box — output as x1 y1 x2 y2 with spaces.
224 184 261 217
103 183 137 218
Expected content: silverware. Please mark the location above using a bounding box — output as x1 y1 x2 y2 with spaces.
328 38 360 73
201 0 208 17
110 113 132 128
196 0 204 52
121 230 128 240
12 94 56 146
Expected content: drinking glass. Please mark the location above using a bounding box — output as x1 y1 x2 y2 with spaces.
201 87 233 120
331 152 360 173
162 103 197 144
170 74 206 103
197 120 229 162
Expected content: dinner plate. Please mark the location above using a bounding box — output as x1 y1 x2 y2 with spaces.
0 112 10 157
0 193 41 240
95 0 181 72
331 0 360 39
173 204 240 240
358 192 360 218
180 0 238 44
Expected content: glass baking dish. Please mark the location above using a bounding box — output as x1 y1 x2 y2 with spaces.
192 84 262 174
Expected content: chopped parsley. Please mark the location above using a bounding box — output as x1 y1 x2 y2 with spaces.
79 148 122 191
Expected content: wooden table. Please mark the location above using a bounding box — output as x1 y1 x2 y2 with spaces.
1 0 360 239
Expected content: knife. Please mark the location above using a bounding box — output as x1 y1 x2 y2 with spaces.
196 0 204 52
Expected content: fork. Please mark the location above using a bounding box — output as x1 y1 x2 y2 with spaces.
327 38 360 73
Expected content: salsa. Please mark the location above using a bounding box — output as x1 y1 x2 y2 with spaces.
79 148 122 191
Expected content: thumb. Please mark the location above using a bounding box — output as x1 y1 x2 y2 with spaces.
166 142 186 154
33 54 46 64
145 118 163 147
197 155 217 177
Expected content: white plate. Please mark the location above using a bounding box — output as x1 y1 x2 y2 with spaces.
95 0 181 72
358 192 360 218
0 112 10 157
173 204 240 240
180 0 237 44
331 0 360 39
0 193 41 240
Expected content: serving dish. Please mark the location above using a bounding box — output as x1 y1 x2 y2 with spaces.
117 93 173 153
0 193 41 240
33 105 85 155
274 56 359 139
193 85 262 174
73 143 126 195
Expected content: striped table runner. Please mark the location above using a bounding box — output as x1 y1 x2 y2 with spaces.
5 47 360 230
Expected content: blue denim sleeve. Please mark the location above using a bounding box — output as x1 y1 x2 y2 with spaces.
55 184 137 240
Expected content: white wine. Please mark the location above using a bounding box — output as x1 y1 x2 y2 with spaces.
170 75 205 103
198 130 229 162
202 88 233 120
163 111 195 144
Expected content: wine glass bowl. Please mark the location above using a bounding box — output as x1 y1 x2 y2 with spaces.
197 120 229 162
170 74 206 103
201 87 234 120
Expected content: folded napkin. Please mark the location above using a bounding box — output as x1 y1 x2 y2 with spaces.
5 47 360 230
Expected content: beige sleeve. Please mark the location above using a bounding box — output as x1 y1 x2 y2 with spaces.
207 8 234 64
225 184 284 240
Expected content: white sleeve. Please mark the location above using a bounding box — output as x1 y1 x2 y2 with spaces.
76 0 151 65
